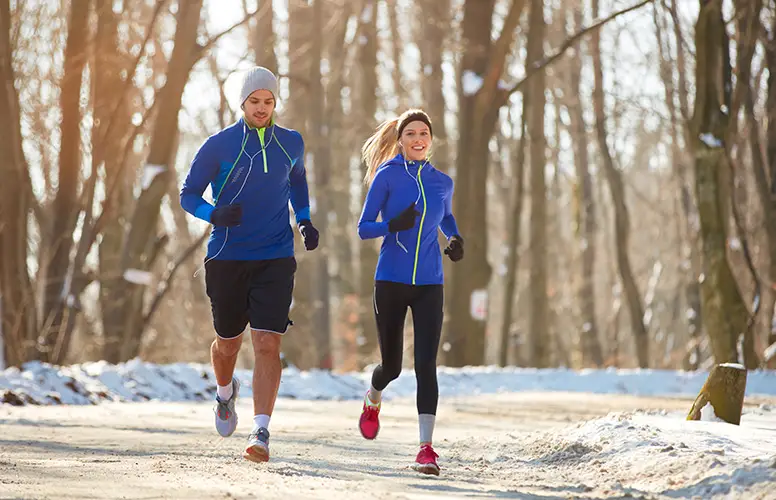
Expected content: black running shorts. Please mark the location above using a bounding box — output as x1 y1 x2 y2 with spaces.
204 257 296 338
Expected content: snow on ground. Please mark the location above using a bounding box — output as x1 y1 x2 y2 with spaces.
1 359 775 406
453 404 776 499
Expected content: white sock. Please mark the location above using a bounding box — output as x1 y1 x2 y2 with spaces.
253 414 271 430
367 385 382 405
419 414 435 444
216 382 233 401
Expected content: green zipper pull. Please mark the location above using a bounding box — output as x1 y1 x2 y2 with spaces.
257 128 268 173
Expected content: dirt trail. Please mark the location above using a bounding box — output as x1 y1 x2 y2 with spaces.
0 392 773 499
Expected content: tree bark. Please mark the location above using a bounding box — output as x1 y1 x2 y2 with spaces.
417 0 450 174
284 0 316 369
568 8 602 368
500 110 527 367
39 0 91 362
0 0 36 366
591 0 648 368
325 0 357 369
526 0 549 368
653 2 703 369
691 0 750 365
249 0 278 73
357 0 380 368
687 363 747 425
309 0 333 369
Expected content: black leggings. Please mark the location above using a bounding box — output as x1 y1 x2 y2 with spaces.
371 281 444 415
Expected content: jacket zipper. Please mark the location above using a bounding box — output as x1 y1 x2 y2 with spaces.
412 164 427 285
257 128 268 173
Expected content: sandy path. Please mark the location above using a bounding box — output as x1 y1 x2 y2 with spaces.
0 392 773 499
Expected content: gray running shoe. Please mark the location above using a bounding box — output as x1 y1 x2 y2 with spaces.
213 378 240 437
243 427 270 463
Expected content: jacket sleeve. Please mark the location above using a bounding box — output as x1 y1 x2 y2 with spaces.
357 170 390 239
180 137 218 223
439 178 460 239
289 133 311 223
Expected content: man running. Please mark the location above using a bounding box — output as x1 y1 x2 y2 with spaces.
180 66 319 463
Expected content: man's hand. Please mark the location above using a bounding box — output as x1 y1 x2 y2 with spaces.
210 204 242 227
388 203 420 233
444 235 464 262
298 219 319 251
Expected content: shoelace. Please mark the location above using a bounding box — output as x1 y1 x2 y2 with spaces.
419 445 439 462
215 401 231 420
363 406 379 421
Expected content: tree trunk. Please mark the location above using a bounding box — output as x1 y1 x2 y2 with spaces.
591 0 648 368
687 363 747 425
444 0 498 367
654 2 703 369
112 0 204 363
39 0 91 362
249 0 278 73
525 0 549 368
568 8 602 367
325 1 357 369
691 0 750 365
0 0 36 366
766 10 776 359
284 0 316 369
417 0 450 175
500 110 527 367
309 0 332 369
357 0 380 368
385 0 406 111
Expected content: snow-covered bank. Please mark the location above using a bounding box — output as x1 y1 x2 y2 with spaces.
454 405 776 498
2 360 776 406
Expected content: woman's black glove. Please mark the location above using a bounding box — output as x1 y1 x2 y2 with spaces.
444 235 464 262
388 203 420 233
210 204 242 227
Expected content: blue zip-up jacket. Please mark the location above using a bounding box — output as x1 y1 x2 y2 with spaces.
358 154 460 285
180 117 311 260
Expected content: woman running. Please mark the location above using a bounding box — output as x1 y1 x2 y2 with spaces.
356 109 464 476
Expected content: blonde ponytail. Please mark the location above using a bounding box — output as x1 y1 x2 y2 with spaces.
361 118 400 185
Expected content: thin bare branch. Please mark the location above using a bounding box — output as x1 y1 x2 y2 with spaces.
505 0 656 100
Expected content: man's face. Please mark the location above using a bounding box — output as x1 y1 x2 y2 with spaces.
242 89 275 128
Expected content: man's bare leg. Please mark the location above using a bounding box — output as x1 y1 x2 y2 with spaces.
243 330 281 462
250 330 282 416
211 335 242 386
211 334 243 437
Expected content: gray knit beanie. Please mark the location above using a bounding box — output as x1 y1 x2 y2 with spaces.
238 66 278 107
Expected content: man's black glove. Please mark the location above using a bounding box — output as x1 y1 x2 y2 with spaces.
298 219 319 251
444 235 464 262
210 204 242 227
388 203 420 233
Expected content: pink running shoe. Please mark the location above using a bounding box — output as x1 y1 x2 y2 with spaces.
358 393 381 440
413 444 440 476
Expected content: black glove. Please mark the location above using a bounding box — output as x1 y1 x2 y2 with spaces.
298 219 319 251
388 203 420 233
210 204 242 227
444 235 464 262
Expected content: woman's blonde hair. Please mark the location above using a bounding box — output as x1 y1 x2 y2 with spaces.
361 109 432 185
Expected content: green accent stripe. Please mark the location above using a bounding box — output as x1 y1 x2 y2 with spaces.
276 137 293 164
214 131 249 203
412 164 427 285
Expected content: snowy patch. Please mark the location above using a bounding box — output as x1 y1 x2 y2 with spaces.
719 362 746 370
140 163 166 190
2 362 776 407
462 70 483 95
699 133 723 148
449 407 776 499
123 268 153 285
700 401 724 422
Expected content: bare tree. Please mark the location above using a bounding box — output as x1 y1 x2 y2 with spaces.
38 0 91 362
691 0 750 365
0 0 36 367
591 0 649 367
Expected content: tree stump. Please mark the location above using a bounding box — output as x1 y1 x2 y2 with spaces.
687 363 747 425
